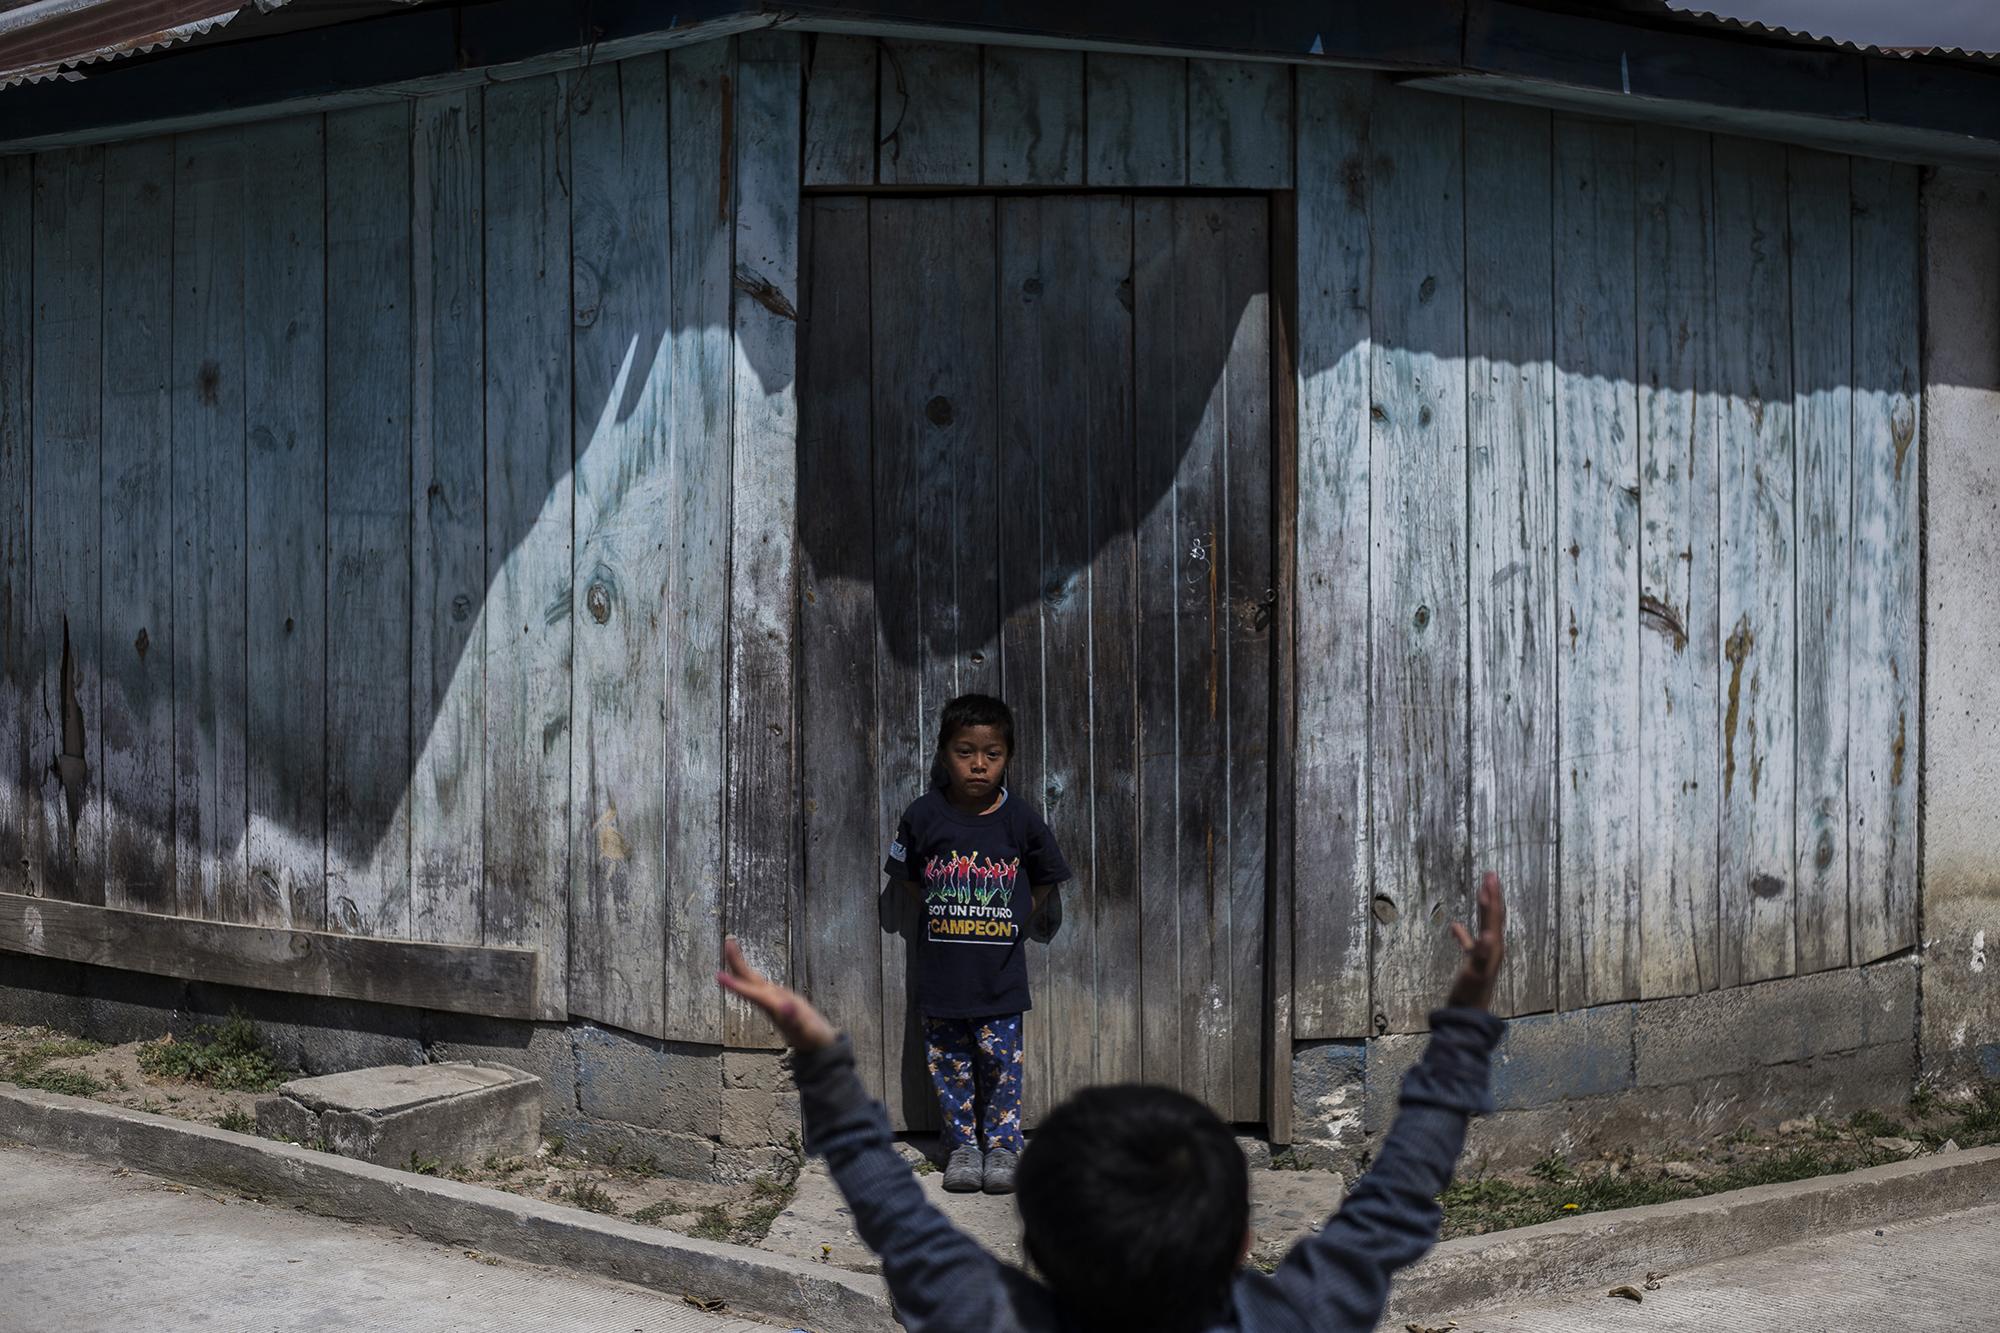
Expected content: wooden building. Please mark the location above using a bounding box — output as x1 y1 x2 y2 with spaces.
2 0 1995 1165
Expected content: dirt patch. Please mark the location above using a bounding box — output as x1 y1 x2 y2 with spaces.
1441 1084 2000 1240
0 1021 802 1247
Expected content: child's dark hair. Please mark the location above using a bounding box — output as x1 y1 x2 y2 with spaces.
935 692 1014 753
1016 1085 1249 1333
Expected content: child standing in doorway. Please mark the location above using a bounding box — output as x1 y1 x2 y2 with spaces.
885 693 1071 1196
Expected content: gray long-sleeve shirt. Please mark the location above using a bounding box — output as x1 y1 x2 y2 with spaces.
793 1006 1503 1332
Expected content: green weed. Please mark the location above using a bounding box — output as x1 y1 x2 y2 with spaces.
630 1200 675 1225
689 1204 734 1242
408 1153 443 1177
21 1067 104 1097
569 1181 618 1215
216 1109 256 1134
137 1015 290 1092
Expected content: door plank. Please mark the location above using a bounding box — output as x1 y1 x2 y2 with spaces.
1713 135 1798 988
1290 69 1375 1039
568 56 672 1038
1084 55 1186 188
799 195 886 1094
1789 147 1854 976
1466 104 1558 1018
1847 159 1920 965
409 90 486 947
0 159 28 892
242 116 327 930
1368 88 1469 1033
100 137 177 914
170 129 250 922
878 40 978 186
325 103 414 940
1552 116 1641 1009
662 38 734 1045
1635 125 1721 998
983 48 1083 186
483 76 574 1021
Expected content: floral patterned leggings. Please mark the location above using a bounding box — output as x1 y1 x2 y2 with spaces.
923 1014 1025 1153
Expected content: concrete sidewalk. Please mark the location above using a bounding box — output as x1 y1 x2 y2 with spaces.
0 1145 782 1333
1454 1203 2000 1331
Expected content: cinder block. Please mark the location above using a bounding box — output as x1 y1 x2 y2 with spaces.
545 1117 719 1181
1361 1034 1427 1133
0 954 90 1033
719 1086 802 1150
1289 1040 1365 1162
1635 964 1917 1088
425 1012 578 1117
1461 1085 1700 1171
1684 1042 1916 1138
723 1049 793 1092
79 965 185 1044
179 982 424 1075
571 1023 721 1134
1489 1004 1634 1111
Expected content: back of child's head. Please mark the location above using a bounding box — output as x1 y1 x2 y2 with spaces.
935 692 1014 752
1016 1084 1249 1333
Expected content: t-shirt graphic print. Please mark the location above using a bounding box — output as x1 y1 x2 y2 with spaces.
885 788 1071 1018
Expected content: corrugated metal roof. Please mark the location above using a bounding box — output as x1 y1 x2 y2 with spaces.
0 0 279 88
1594 0 2000 61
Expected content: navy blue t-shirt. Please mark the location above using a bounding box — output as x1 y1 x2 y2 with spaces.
884 788 1072 1019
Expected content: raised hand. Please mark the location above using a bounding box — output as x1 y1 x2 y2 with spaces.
717 935 839 1052
1445 872 1506 1011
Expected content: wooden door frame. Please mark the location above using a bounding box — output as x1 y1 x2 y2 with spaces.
1266 190 1299 1144
792 186 1304 1138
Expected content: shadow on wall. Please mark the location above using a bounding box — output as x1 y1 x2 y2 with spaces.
0 71 1926 1027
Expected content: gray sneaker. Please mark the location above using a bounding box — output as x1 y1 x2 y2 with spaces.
982 1148 1018 1195
942 1145 984 1193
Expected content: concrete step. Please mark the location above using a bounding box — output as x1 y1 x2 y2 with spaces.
257 1061 540 1169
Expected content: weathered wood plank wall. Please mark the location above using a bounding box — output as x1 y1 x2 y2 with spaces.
0 35 1925 1074
0 37 804 1039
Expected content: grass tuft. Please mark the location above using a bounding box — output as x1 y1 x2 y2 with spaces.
21 1067 104 1097
137 1014 290 1092
570 1181 619 1215
216 1109 257 1134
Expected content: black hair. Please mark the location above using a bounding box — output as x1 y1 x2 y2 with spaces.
1016 1085 1249 1333
935 693 1015 753
930 694 1015 789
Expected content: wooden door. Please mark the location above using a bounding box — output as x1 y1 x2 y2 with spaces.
799 193 1274 1128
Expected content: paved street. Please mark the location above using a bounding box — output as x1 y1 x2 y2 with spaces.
1444 1203 2000 1332
0 1146 781 1333
5 1139 1994 1333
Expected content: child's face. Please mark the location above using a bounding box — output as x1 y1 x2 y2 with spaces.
942 724 1009 801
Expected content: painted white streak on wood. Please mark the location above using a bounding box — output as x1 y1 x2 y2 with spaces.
662 38 733 1045
0 158 28 893
1847 158 1920 965
482 76 573 1021
325 103 414 941
1714 134 1797 987
1290 68 1373 1039
1635 125 1721 998
566 55 671 1038
1084 54 1186 188
100 136 177 914
726 30 802 1049
1554 115 1641 1008
981 47 1082 186
32 146 107 906
803 34 877 187
878 39 978 186
242 117 327 931
408 90 486 947
1369 85 1468 1034
1188 59 1292 189
1467 103 1557 1019
1788 147 1854 975
170 128 249 922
